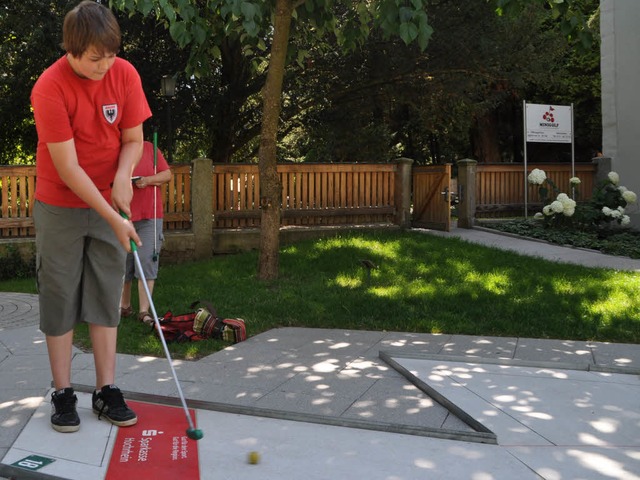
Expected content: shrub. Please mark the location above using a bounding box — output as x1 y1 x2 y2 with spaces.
528 169 637 231
0 244 36 281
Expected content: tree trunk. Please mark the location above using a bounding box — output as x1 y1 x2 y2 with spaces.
471 111 502 163
257 0 293 280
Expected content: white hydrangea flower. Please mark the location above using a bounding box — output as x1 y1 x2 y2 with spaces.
528 168 547 185
542 205 553 216
550 200 564 213
619 186 627 193
569 177 581 185
621 215 631 226
617 206 625 214
602 206 612 216
622 190 637 204
533 212 544 220
608 171 620 185
563 207 575 217
556 193 576 209
610 209 622 219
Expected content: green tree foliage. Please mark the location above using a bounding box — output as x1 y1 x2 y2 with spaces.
109 0 434 280
0 1 75 164
495 0 595 51
0 0 600 167
278 1 590 164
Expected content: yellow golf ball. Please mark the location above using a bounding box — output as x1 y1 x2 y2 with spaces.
248 451 260 464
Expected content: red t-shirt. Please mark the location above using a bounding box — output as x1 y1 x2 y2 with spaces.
131 141 170 221
31 56 152 207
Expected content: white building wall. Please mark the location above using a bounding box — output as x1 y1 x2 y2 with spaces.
601 0 640 224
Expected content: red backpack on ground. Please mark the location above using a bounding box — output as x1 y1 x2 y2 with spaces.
154 300 246 344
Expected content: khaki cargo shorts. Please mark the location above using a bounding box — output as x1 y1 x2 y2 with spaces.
34 200 126 336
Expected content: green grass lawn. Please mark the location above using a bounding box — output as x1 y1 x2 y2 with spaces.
2 229 639 359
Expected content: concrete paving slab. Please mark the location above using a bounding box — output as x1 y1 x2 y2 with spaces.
362 331 452 358
2 326 639 479
340 375 453 429
0 346 9 363
589 341 640 371
11 390 114 466
0 390 46 451
0 392 538 480
439 334 518 358
0 294 39 331
188 356 302 389
194 409 533 480
513 337 595 365
0 325 49 357
388 354 640 479
9 374 635 480
271 369 379 402
0 355 55 391
506 446 640 480
339 356 398 379
253 382 362 417
182 382 267 407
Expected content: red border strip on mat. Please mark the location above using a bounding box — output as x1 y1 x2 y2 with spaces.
105 400 200 479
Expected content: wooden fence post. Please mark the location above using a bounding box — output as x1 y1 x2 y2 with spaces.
394 157 413 228
191 157 213 259
456 158 477 228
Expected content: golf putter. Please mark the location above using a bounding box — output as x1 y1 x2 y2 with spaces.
152 127 159 262
122 213 203 440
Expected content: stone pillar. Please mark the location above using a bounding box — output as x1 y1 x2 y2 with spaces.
456 158 477 229
593 156 612 184
191 158 213 259
394 157 414 228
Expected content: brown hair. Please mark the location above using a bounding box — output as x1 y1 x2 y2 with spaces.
62 1 121 57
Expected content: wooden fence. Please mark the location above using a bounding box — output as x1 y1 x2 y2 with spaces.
0 164 193 238
212 163 396 228
475 163 597 217
0 162 398 238
0 166 36 237
0 161 599 238
163 164 192 231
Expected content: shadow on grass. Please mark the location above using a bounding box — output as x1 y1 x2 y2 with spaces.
15 229 636 359
143 230 640 358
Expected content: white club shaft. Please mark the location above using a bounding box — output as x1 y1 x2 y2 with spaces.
132 249 195 431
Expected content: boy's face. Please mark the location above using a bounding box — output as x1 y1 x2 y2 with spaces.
70 45 117 81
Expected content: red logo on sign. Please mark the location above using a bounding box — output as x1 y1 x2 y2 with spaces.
542 106 555 122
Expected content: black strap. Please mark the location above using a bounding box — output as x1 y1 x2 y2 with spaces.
189 299 218 319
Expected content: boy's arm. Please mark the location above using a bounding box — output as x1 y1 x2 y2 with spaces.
111 124 144 218
134 169 172 188
47 139 141 252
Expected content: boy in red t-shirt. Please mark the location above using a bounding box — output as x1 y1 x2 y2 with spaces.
120 140 172 324
30 1 151 433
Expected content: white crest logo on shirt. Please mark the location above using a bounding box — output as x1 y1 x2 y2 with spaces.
102 104 118 124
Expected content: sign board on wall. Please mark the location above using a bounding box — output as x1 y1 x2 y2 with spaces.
525 104 573 143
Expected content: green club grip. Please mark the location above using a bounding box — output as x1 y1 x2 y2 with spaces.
119 211 138 252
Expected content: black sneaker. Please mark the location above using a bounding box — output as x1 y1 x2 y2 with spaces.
51 387 80 433
92 385 137 427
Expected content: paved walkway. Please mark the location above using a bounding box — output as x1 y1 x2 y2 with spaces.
1 226 639 479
